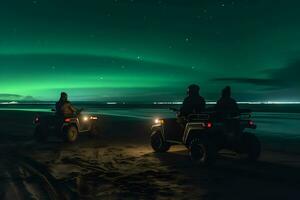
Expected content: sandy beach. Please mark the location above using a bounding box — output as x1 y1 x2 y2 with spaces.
0 110 300 200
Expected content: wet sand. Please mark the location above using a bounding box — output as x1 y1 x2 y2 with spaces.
0 110 300 199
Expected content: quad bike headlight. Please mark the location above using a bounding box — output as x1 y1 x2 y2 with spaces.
154 118 164 124
82 116 98 122
33 116 40 124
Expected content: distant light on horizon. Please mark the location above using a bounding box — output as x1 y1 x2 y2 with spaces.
153 102 182 105
106 102 118 105
1 101 300 105
153 101 300 105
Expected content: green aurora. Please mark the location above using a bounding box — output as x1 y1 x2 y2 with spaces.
0 0 300 101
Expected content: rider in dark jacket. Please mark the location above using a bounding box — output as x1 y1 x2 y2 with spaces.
179 84 206 118
215 86 239 119
55 92 78 117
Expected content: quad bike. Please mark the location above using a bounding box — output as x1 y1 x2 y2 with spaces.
150 108 261 166
33 109 99 143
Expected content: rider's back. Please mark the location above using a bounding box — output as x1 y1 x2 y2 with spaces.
180 95 206 117
215 97 239 119
56 101 75 117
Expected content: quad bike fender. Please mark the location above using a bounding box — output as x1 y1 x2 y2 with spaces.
151 124 165 140
183 122 207 145
62 122 78 132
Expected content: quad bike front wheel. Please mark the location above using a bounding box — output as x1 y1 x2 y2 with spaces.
189 137 216 166
243 132 261 161
151 131 170 152
34 125 48 142
89 123 100 137
63 126 78 143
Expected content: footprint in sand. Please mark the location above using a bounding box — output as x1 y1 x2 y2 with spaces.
106 147 123 152
125 145 136 148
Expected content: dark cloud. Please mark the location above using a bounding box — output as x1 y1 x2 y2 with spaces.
213 78 279 87
0 94 22 99
0 94 36 101
213 59 300 90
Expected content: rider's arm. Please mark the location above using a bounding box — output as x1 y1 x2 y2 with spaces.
179 98 188 117
231 99 240 116
201 97 206 111
68 103 78 114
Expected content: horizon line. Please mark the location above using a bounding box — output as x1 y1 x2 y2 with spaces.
1 101 300 105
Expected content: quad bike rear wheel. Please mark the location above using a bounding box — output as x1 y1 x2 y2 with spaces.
243 132 261 161
34 125 48 142
63 126 78 143
151 131 171 152
189 137 216 166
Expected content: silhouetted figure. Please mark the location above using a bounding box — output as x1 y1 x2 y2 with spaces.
215 86 239 119
179 84 206 118
55 92 78 117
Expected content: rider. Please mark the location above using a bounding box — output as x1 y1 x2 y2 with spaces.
55 92 78 118
178 84 206 119
215 86 239 120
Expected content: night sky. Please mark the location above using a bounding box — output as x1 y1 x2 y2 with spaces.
0 0 300 102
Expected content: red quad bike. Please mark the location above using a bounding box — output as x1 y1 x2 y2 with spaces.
150 108 261 166
34 109 99 143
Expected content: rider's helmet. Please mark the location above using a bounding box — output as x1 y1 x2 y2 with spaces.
187 84 200 96
60 92 68 102
222 86 231 98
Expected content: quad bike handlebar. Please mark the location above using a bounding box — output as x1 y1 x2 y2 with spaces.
169 107 179 113
51 108 84 117
169 107 253 123
76 108 84 115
